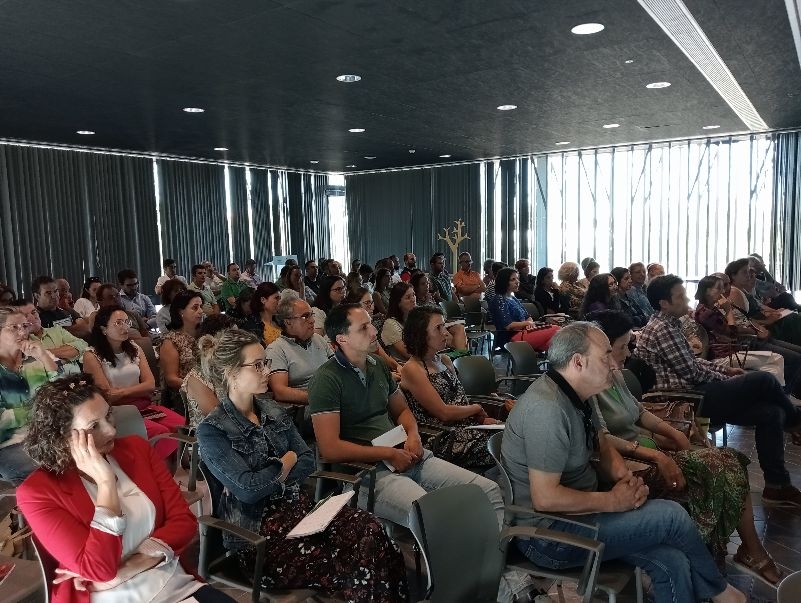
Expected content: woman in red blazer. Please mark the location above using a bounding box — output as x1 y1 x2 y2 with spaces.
16 373 233 603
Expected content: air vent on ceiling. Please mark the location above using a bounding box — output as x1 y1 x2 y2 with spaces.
638 124 674 129
637 0 768 131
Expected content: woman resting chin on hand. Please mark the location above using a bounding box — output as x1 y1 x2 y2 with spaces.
16 373 235 603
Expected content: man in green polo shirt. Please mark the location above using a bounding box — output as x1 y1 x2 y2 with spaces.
308 303 504 529
220 262 248 311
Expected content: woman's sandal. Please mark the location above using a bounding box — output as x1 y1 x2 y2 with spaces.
732 546 783 587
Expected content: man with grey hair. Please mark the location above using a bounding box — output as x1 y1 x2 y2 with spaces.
502 322 744 603
265 296 331 408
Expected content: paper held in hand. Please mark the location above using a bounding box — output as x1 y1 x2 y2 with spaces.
371 425 408 472
286 491 355 539
464 423 505 431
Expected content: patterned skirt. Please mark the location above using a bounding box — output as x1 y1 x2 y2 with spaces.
237 491 408 602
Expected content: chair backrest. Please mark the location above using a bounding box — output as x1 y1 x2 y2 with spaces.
112 405 148 439
504 341 542 376
522 302 541 320
453 355 497 396
31 533 55 603
620 368 643 400
442 300 462 319
778 569 801 602
463 297 482 315
139 338 161 383
410 484 506 603
486 432 514 505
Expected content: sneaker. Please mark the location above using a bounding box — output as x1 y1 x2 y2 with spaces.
762 484 801 507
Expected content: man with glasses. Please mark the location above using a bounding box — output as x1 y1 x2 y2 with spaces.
266 297 332 410
118 269 157 328
32 275 90 339
12 299 87 375
452 252 485 302
154 258 187 296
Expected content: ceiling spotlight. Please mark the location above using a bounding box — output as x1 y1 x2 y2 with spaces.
602 123 620 129
555 141 571 145
646 81 671 89
336 74 362 83
624 59 634 64
571 23 605 35
408 149 416 154
497 104 517 111
213 147 228 151
702 124 721 129
364 156 376 159
348 128 365 133
182 107 205 113
309 160 319 164
439 154 452 158
76 130 95 135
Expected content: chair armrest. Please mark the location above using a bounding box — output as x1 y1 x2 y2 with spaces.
500 525 604 556
641 391 704 402
198 515 266 547
504 504 600 536
497 375 541 384
468 395 508 407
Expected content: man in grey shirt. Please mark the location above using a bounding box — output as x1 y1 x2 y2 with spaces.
502 322 744 603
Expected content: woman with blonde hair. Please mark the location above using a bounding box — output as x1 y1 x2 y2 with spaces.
557 261 585 317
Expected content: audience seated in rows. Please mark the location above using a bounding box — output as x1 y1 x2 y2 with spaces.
502 322 747 603
154 257 187 296
453 252 485 301
514 258 536 302
159 291 203 398
0 306 61 484
220 262 248 311
635 274 801 506
694 275 796 390
156 278 188 334
33 275 90 339
239 258 262 288
589 310 781 583
17 375 234 603
487 267 559 352
196 328 408 601
83 305 184 458
400 306 497 468
612 266 649 327
579 272 620 318
187 264 221 317
626 262 656 319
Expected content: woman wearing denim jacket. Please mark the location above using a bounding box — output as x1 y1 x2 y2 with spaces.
195 329 408 602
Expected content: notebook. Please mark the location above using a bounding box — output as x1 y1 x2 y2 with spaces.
286 491 355 538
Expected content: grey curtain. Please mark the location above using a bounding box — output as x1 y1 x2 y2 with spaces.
228 166 252 264
0 145 158 298
287 172 330 265
157 159 228 274
772 131 801 290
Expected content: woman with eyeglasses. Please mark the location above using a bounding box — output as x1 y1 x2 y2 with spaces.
0 306 61 484
196 328 408 601
83 305 185 458
73 277 103 319
346 287 400 375
311 275 347 338
265 296 332 409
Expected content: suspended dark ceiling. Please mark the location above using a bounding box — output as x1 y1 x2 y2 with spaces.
0 0 799 172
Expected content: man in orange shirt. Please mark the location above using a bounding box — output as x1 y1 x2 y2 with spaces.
452 252 486 301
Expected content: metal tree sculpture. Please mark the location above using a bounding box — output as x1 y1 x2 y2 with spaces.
437 219 470 270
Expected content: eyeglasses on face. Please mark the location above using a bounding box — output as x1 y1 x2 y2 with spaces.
241 359 271 372
331 286 346 293
361 299 374 308
3 323 32 333
286 311 314 321
110 318 133 328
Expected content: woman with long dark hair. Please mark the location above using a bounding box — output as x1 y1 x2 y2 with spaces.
311 275 347 337
372 268 392 316
533 267 568 314
381 282 418 361
159 291 203 394
579 272 619 318
73 276 103 319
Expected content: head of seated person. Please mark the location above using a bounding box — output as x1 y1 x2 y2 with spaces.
629 262 647 287
410 271 433 306
582 261 600 283
725 258 754 294
167 291 203 334
89 304 136 359
373 268 392 293
558 262 580 285
494 266 519 298
646 274 688 315
159 278 187 307
0 286 16 307
580 273 618 318
345 271 362 295
345 287 375 316
313 275 347 314
32 275 62 314
117 268 141 300
694 274 727 311
646 262 665 282
387 282 416 323
402 305 449 360
276 296 316 344
610 267 632 295
284 265 305 294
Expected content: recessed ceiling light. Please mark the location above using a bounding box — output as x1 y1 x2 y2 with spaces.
645 81 671 89
624 59 635 64
408 149 416 154
182 107 205 113
213 147 228 151
602 123 620 129
364 156 376 159
555 141 571 145
702 124 721 129
76 130 95 135
309 160 319 164
439 154 452 158
571 23 605 35
346 164 356 168
336 74 362 83
348 128 365 133
497 104 517 111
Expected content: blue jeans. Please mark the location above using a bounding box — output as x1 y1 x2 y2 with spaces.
0 442 38 485
516 499 727 603
365 449 505 528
